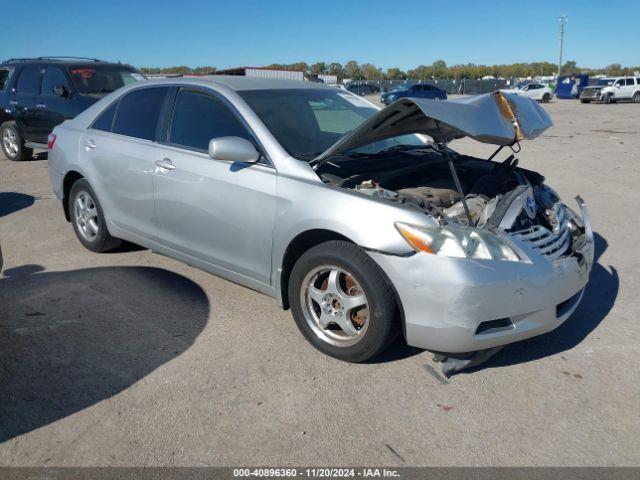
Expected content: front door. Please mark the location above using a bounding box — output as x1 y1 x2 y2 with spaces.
153 88 277 285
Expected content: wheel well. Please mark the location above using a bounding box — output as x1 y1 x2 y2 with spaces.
279 229 352 309
62 171 84 221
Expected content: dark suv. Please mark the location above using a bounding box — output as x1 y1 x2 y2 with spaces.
0 57 144 161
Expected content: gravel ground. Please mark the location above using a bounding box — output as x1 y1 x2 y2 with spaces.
0 97 638 466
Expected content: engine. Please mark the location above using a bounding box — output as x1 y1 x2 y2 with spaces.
319 152 561 234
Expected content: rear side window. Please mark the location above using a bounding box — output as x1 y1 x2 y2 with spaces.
626 78 635 86
0 67 15 91
169 89 252 150
91 102 118 132
112 87 168 141
16 65 42 95
41 67 70 96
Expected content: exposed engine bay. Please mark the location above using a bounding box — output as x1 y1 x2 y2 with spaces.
317 146 586 259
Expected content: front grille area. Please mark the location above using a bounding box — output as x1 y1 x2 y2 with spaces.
511 206 571 261
580 88 601 99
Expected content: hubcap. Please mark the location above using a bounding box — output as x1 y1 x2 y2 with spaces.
73 191 99 241
2 128 19 157
300 265 369 347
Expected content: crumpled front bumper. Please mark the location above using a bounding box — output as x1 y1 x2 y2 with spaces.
368 201 594 353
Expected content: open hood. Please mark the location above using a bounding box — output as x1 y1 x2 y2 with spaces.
315 91 553 162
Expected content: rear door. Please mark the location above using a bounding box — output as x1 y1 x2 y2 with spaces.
153 87 277 284
623 78 635 98
79 86 170 240
33 66 75 141
11 64 42 142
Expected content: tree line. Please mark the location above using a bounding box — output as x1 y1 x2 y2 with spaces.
140 60 639 81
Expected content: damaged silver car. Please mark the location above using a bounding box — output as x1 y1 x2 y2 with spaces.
48 78 594 375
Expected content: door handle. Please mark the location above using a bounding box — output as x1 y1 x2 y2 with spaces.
8 100 18 106
36 104 46 109
155 158 176 170
84 139 96 150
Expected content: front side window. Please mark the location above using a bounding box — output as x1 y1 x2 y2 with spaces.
614 80 624 87
112 87 168 141
169 90 253 151
16 65 41 95
0 67 15 92
68 65 144 95
626 78 635 86
41 67 70 96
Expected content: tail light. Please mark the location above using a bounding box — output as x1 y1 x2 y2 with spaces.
47 133 57 150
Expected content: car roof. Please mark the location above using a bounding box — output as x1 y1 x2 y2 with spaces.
141 75 337 92
1 58 134 68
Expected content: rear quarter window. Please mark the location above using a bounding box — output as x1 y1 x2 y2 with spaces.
90 102 118 132
112 87 168 141
0 67 15 92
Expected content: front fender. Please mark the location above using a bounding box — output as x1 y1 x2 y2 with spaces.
271 174 434 271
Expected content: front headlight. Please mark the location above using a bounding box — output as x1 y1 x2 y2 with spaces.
395 222 529 262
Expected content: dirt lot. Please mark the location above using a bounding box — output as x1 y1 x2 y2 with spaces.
1 97 639 466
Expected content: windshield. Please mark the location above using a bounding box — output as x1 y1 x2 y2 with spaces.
595 79 614 86
239 89 425 160
68 65 145 95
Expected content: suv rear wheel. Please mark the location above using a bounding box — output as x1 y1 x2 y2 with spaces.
1 121 33 161
288 241 399 362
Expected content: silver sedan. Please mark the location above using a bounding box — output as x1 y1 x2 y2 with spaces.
47 77 593 373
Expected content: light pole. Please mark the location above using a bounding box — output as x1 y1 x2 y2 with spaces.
557 15 568 80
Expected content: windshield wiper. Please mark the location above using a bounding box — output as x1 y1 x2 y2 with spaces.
368 144 435 156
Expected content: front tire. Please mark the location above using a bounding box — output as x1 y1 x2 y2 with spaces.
603 93 612 104
580 99 591 103
542 93 551 103
69 179 122 252
288 241 399 362
1 121 33 161
633 92 640 104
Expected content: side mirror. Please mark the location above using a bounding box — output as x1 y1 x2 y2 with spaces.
53 85 69 97
208 136 260 163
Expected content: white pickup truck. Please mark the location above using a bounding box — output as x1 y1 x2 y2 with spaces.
580 77 640 104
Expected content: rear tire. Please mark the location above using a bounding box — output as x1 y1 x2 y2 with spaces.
288 241 399 363
542 93 551 103
1 121 33 161
580 99 590 103
69 179 122 252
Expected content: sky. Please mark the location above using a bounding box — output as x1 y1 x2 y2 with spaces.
2 0 638 70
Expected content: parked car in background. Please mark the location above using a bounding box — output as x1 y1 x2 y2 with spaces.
346 83 380 96
579 77 640 104
48 78 593 374
501 83 553 103
380 83 447 105
0 57 144 161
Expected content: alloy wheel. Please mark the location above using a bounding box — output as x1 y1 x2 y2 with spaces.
73 191 100 242
2 127 19 158
300 265 370 347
